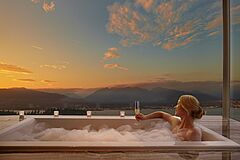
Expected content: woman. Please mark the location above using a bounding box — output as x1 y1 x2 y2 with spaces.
135 95 205 141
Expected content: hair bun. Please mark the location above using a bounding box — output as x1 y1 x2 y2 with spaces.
192 107 205 119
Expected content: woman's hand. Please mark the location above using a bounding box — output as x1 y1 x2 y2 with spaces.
135 113 146 121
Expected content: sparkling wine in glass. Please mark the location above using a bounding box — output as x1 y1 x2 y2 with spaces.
134 101 140 115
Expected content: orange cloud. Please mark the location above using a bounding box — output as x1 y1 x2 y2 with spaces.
135 0 154 11
104 63 128 71
41 80 57 83
42 1 55 13
205 2 240 31
0 62 32 74
103 48 120 60
40 64 66 70
32 45 43 50
205 15 222 30
155 1 174 23
107 0 195 49
108 47 118 52
107 3 150 47
16 79 36 82
162 35 194 50
164 19 199 46
170 20 196 38
208 31 219 37
107 1 240 50
205 4 240 32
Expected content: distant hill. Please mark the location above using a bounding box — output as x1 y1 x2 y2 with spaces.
36 81 240 101
151 87 217 103
85 87 218 105
0 88 84 109
37 88 96 98
85 87 151 104
113 81 222 98
114 81 240 100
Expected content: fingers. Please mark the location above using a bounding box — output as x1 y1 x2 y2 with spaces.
135 115 139 120
135 115 140 121
135 113 144 121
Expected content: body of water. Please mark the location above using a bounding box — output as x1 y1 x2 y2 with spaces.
92 107 240 121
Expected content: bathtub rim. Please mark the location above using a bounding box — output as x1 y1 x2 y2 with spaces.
0 115 239 153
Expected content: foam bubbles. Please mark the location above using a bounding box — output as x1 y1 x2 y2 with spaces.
3 121 178 142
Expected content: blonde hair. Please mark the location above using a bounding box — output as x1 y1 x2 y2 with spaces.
178 95 205 119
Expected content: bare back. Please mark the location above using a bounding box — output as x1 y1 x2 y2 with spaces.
162 114 202 141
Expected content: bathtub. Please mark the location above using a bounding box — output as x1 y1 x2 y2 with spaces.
0 115 239 153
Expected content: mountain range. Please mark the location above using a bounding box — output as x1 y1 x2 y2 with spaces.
1 80 239 110
0 86 220 110
38 81 240 99
85 87 218 105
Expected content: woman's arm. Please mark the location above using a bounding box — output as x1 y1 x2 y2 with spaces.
135 111 175 125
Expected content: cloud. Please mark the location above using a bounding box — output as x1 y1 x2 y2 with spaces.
107 0 240 50
42 1 55 13
16 78 36 82
231 4 240 25
107 0 197 49
205 15 222 30
41 80 57 83
205 3 240 31
108 47 118 52
162 34 195 50
232 4 240 13
135 0 154 11
208 31 219 37
61 61 70 64
31 0 40 4
0 62 32 74
103 47 120 60
32 45 43 50
104 63 128 71
107 2 150 47
155 0 175 23
40 64 66 70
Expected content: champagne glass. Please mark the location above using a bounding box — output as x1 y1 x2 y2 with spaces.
134 101 140 115
134 101 141 127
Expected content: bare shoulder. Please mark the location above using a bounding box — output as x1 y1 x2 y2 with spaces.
171 115 181 121
170 116 181 126
187 127 202 141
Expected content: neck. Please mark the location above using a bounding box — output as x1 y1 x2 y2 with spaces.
179 115 194 129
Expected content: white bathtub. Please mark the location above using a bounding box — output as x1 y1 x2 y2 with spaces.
0 116 239 153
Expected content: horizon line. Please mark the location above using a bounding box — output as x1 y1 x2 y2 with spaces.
1 80 240 90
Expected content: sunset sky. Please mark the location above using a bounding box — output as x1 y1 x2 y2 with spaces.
0 0 240 89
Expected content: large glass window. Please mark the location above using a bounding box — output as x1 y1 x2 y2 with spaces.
230 0 240 121
0 0 237 119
